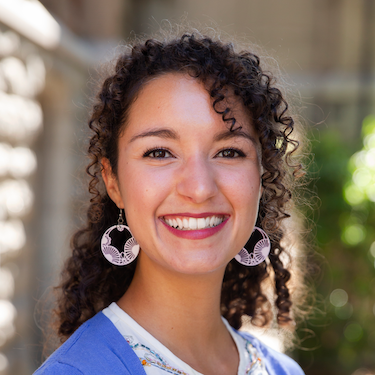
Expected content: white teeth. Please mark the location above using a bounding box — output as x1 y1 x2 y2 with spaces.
183 218 189 228
177 218 183 228
210 216 215 227
189 217 197 230
166 218 175 228
165 215 225 230
197 218 206 229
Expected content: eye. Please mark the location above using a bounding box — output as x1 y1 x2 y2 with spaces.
216 148 246 158
143 148 174 158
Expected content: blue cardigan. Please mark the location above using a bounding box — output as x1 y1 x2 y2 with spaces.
34 312 304 375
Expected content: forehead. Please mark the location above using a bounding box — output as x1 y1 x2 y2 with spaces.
124 73 255 138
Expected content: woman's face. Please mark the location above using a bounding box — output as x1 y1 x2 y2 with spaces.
103 73 262 275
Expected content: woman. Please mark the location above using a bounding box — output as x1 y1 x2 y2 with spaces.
35 30 307 375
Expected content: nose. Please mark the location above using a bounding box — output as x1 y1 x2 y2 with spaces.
176 155 218 204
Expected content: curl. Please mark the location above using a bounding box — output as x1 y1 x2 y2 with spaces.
53 30 309 340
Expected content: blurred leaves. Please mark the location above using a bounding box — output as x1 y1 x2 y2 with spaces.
293 117 375 375
344 116 375 207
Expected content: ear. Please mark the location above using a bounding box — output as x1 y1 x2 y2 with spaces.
101 158 124 209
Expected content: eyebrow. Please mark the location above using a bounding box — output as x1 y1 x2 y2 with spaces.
213 129 257 145
129 127 257 146
129 128 180 143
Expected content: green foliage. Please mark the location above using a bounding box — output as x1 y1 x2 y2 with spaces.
292 118 375 375
344 115 375 209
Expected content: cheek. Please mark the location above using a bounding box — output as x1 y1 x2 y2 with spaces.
219 166 261 203
121 165 175 218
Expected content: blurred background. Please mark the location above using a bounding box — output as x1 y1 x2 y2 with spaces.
0 0 374 374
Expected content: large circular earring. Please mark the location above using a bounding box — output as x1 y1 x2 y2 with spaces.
235 226 270 266
100 209 140 266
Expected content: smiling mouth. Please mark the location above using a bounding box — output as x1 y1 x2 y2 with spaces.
162 215 226 231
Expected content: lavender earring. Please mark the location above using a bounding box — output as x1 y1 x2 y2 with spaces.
101 209 140 266
235 226 270 266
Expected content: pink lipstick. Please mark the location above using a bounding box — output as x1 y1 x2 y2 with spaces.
160 214 229 240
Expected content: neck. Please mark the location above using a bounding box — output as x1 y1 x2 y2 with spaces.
117 253 239 375
118 252 227 348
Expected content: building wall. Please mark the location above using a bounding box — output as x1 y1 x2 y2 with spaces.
40 0 127 39
40 0 375 139
0 2 102 373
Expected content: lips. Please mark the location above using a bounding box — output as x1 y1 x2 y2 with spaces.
160 213 229 240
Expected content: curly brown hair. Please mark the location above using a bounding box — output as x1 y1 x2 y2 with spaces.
55 30 306 341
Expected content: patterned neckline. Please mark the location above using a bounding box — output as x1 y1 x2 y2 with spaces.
103 303 268 375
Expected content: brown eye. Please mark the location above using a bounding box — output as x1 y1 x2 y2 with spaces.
144 148 173 158
216 148 245 158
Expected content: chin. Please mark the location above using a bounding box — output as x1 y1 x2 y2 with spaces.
166 256 229 275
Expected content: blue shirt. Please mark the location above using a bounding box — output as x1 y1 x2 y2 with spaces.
34 312 305 375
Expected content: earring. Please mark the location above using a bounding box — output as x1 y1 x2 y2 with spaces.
235 226 270 266
100 209 140 266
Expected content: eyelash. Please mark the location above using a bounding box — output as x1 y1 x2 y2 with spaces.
143 147 246 159
143 147 174 158
215 147 246 158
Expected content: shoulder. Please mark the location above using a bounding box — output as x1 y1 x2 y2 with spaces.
236 330 305 375
34 362 84 375
33 312 146 375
